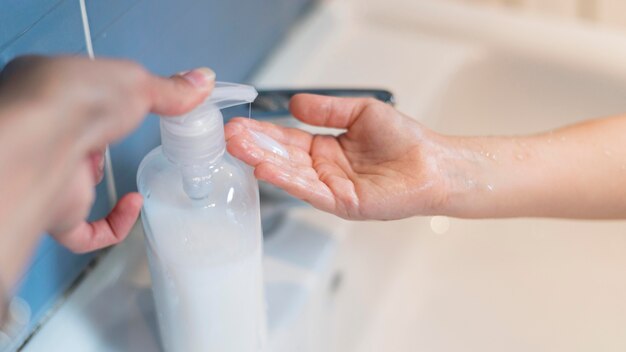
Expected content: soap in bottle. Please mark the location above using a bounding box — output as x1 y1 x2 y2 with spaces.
136 82 266 352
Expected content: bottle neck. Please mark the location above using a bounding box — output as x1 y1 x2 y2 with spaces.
179 162 219 200
160 109 225 199
160 110 225 166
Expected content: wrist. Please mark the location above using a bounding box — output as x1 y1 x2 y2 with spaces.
405 130 473 217
429 134 498 218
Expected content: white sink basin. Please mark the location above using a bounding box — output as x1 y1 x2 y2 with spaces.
425 53 626 136
255 1 626 351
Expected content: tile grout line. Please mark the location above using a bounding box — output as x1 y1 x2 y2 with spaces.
79 0 118 207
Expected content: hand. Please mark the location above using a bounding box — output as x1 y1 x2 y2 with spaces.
227 94 626 222
0 56 214 261
225 94 450 220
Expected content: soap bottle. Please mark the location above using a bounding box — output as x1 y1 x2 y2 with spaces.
136 82 266 352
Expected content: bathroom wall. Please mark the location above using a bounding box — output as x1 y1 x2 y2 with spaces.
454 0 626 28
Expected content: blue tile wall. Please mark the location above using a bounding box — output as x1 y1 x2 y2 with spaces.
0 0 312 348
0 0 64 47
86 0 313 195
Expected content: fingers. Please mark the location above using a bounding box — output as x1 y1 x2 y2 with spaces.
289 94 382 129
84 63 216 148
147 68 215 116
54 193 143 254
225 120 337 211
255 162 336 213
227 133 314 176
225 117 314 151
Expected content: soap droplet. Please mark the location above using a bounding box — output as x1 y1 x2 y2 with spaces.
486 184 494 191
430 216 450 235
249 130 289 158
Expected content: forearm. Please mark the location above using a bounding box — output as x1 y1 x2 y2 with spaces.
439 115 626 219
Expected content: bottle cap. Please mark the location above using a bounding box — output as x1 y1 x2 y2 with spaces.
160 81 258 166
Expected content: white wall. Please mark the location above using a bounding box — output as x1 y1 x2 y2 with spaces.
453 0 626 28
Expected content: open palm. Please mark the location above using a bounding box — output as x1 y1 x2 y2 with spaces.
225 94 448 220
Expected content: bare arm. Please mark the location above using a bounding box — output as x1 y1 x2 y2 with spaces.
442 116 626 219
225 94 626 220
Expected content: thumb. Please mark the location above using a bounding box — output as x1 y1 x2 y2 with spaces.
289 94 381 129
147 67 215 116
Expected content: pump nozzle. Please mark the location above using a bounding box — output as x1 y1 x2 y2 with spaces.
160 81 258 199
209 81 258 110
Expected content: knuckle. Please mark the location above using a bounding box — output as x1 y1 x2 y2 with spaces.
364 97 380 106
364 97 384 110
362 97 389 116
115 60 152 112
113 59 150 88
124 61 150 86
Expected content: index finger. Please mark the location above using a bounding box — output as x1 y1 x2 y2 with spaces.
147 68 215 116
225 117 314 152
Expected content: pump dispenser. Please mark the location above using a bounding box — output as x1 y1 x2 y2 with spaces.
137 82 266 352
160 82 258 199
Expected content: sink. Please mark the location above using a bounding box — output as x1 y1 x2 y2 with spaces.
254 1 626 351
357 51 626 352
425 53 626 136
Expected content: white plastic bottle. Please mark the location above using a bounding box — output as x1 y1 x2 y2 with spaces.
136 82 266 352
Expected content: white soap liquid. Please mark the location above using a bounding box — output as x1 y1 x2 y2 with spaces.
146 241 264 352
249 130 289 158
142 161 266 352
